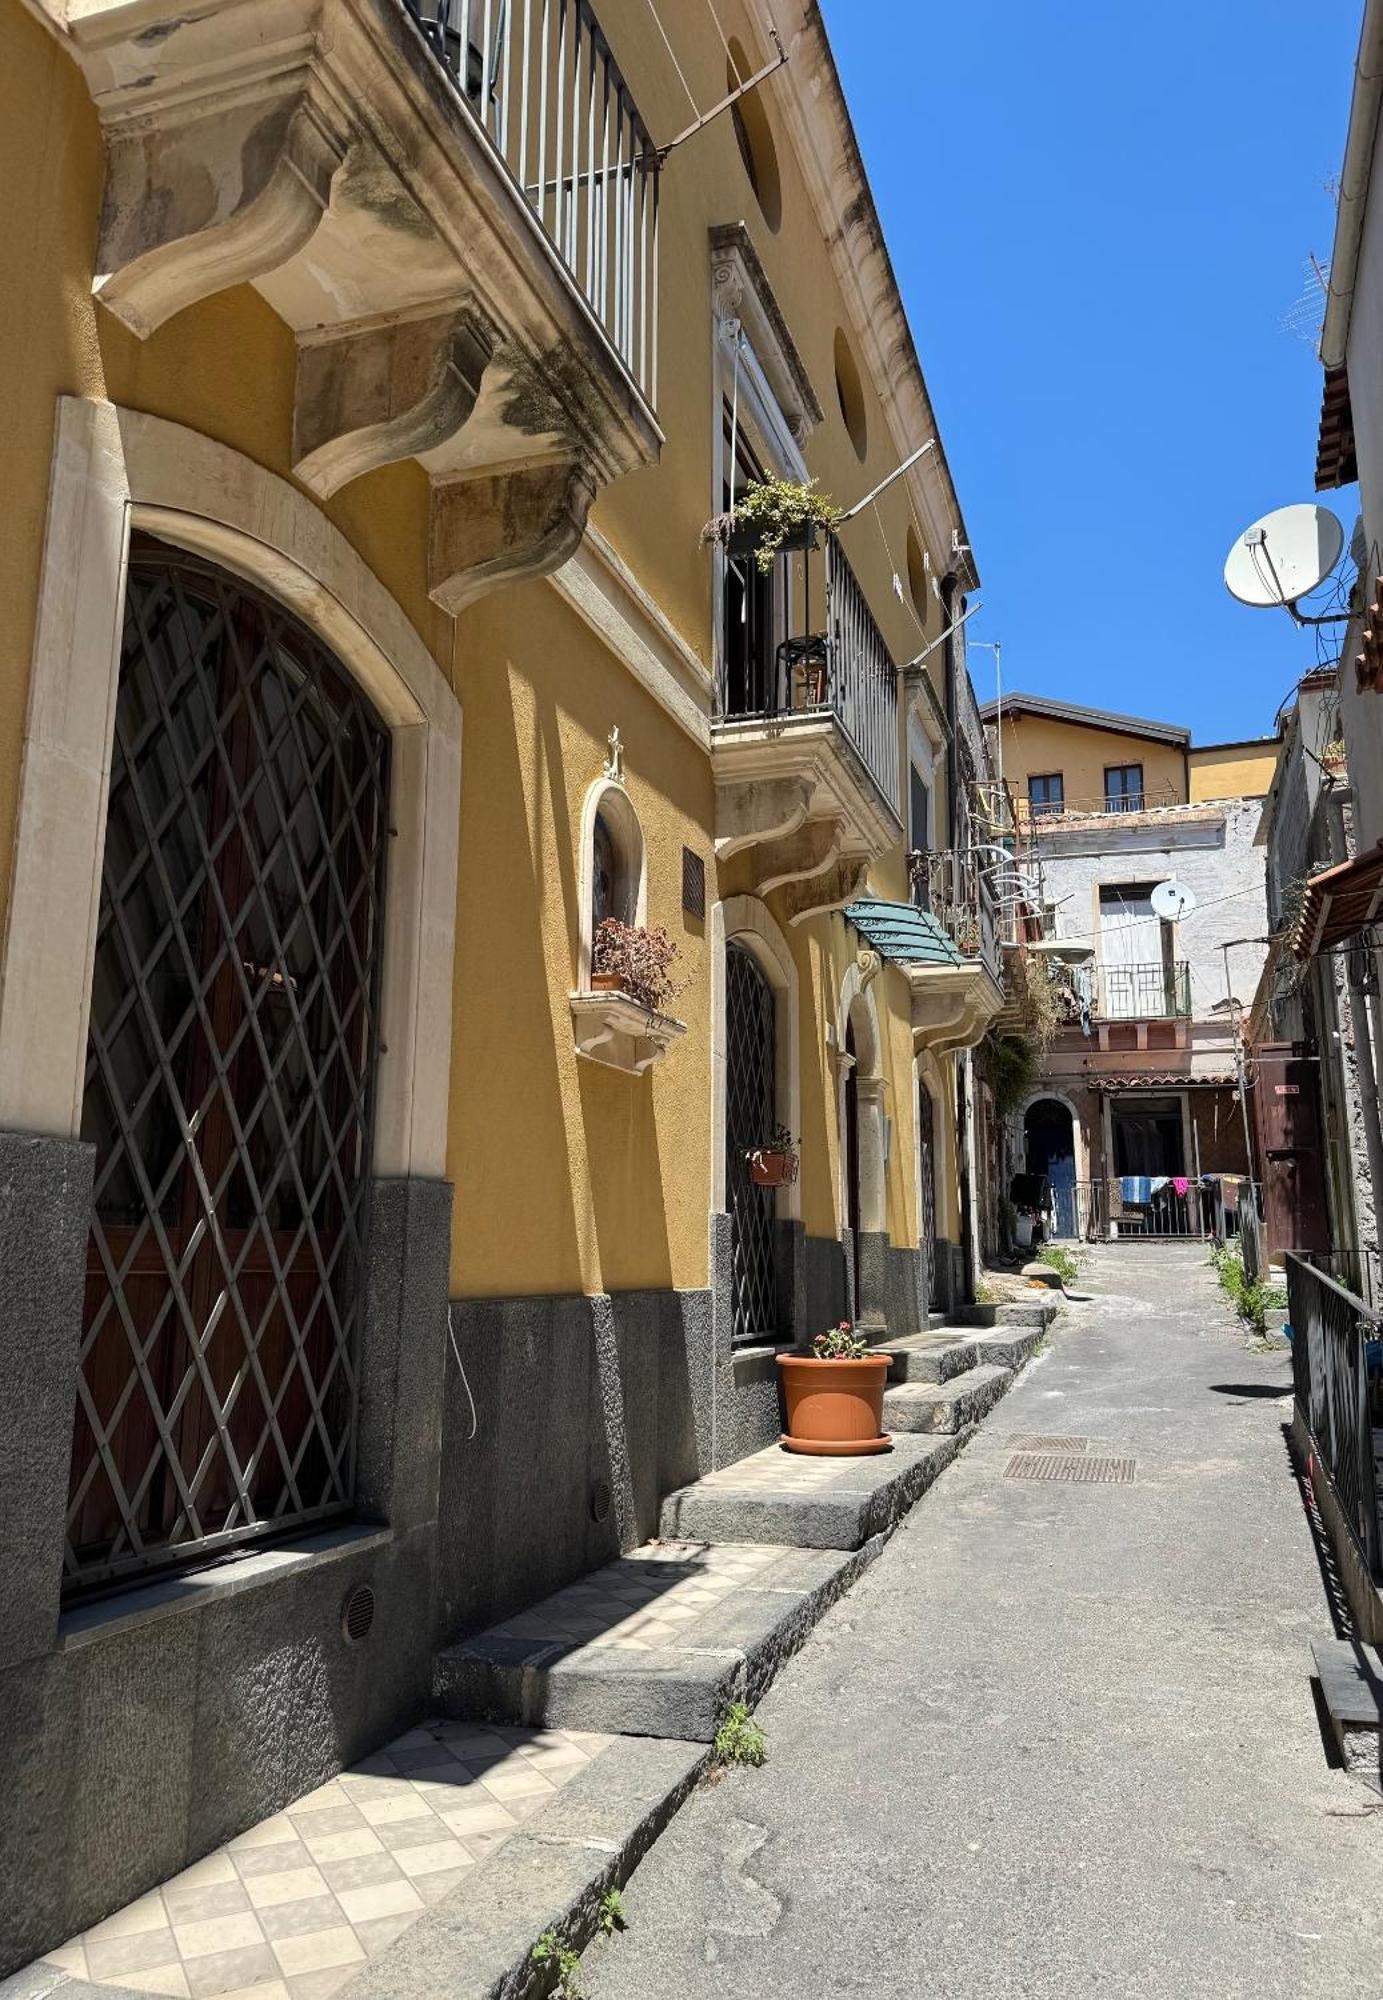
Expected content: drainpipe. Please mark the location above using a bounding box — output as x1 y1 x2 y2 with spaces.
1321 0 1383 371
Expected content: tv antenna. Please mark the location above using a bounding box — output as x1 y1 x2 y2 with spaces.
1223 503 1348 627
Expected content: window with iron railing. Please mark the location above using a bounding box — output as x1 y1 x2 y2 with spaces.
1104 763 1145 813
405 0 659 400
1028 772 1063 819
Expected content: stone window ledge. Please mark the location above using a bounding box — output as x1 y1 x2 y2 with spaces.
570 990 687 1074
57 1523 390 1652
732 1340 794 1386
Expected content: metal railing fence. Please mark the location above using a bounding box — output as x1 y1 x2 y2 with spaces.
1018 782 1179 827
1074 960 1192 1020
1288 1253 1383 1579
404 0 659 400
714 535 900 817
909 847 1002 980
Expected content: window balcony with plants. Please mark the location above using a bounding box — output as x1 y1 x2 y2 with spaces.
57 0 662 609
705 478 903 925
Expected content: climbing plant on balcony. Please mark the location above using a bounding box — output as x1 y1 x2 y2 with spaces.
701 475 842 575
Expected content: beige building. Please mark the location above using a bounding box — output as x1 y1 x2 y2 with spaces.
0 0 1010 1968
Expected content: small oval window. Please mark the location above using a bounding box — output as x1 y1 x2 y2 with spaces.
728 38 782 232
834 330 868 460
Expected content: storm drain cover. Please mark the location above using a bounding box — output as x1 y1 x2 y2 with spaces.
1004 1453 1136 1485
1006 1434 1091 1453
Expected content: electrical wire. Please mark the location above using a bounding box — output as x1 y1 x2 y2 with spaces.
642 0 698 118
447 1303 478 1443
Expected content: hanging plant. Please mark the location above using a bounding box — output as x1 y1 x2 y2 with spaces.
591 918 685 1016
746 1122 799 1187
701 476 843 575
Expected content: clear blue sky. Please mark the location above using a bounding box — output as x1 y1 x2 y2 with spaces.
821 0 1362 746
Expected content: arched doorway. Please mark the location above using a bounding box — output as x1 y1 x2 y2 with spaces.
66 536 391 1594
725 941 780 1344
1025 1097 1077 1239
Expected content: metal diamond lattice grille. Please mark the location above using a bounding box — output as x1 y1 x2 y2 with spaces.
725 943 778 1345
65 539 390 1593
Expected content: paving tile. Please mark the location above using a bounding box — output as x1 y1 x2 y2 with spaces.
352 1912 423 1956
38 1947 86 1979
163 1880 252 1925
232 1841 315 1879
256 1897 350 1944
374 1817 459 1855
334 1878 424 1924
242 1867 329 1911
392 1840 473 1880
270 1927 367 1978
384 1729 436 1752
298 1826 384 1864
82 1891 170 1941
436 1800 517 1837
285 1968 360 2000
317 1853 405 1894
286 1787 355 1821
355 1793 434 1827
105 1962 189 1998
214 1985 292 2000
291 1805 370 1838
183 1944 281 1999
174 1912 266 1961
413 1867 474 1907
229 1817 299 1853
85 1930 180 1981
481 1768 555 1800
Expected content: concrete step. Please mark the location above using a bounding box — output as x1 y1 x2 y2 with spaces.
1311 1638 1383 1788
434 1539 883 1743
877 1329 980 1384
965 1323 1047 1372
659 1431 961 1550
993 1297 1061 1329
883 1362 1013 1435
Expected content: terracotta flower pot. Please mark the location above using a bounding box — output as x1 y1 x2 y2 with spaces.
748 1148 798 1188
777 1353 891 1457
590 971 626 993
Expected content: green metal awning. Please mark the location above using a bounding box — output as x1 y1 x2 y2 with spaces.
844 899 965 969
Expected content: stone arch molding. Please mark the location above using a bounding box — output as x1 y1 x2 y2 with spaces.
0 397 462 1179
836 951 887 1237
575 775 648 991
710 896 801 1222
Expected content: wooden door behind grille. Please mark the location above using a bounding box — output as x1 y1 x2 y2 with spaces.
66 538 390 1594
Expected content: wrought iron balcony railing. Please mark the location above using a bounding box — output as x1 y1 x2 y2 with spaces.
1018 783 1180 827
406 0 659 399
1076 960 1192 1019
714 535 900 817
908 848 1002 978
1288 1254 1383 1578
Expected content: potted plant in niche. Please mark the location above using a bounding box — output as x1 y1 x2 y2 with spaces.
590 918 684 1016
777 1322 892 1457
746 1123 799 1188
701 475 842 575
959 1279 998 1329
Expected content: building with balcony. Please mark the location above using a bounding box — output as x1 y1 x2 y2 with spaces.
981 695 1278 1238
0 0 1001 1970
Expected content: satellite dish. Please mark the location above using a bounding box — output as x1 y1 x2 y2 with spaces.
1151 878 1197 922
1224 503 1343 608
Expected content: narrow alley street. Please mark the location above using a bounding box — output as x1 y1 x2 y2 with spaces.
582 1248 1383 2000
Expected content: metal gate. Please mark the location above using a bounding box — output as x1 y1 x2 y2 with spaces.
66 538 390 1593
725 943 778 1344
918 1082 939 1310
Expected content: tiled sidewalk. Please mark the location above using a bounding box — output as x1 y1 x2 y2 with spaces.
486 1538 782 1653
32 1720 612 1999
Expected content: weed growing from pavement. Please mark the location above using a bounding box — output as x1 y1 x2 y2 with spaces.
598 1890 627 1936
715 1701 767 1767
1036 1245 1082 1288
1209 1241 1286 1335
532 1931 585 1996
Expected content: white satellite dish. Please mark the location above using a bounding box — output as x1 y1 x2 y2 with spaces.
1223 503 1343 608
1151 878 1197 922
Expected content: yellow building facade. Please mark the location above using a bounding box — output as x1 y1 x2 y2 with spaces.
0 0 1007 1963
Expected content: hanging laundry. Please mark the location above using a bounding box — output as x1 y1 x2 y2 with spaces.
1172 1175 1189 1198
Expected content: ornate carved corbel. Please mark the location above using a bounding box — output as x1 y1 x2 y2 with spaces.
428 458 597 613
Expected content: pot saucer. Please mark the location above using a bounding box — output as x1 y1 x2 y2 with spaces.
779 1433 893 1457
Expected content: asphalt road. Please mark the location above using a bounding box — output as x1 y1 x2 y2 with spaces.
584 1245 1383 2000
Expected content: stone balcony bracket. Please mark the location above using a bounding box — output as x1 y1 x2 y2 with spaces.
569 992 687 1075
711 716 900 923
909 961 1005 1057
66 0 662 610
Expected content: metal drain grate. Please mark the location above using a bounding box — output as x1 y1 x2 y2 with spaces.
1004 1454 1136 1485
1006 1434 1091 1453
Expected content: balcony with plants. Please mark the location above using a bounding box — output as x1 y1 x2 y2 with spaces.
706 478 904 924
58 0 662 609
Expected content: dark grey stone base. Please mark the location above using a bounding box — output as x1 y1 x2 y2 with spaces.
0 1160 453 1978
0 1131 94 1671
435 1287 708 1645
882 1363 1013 1435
